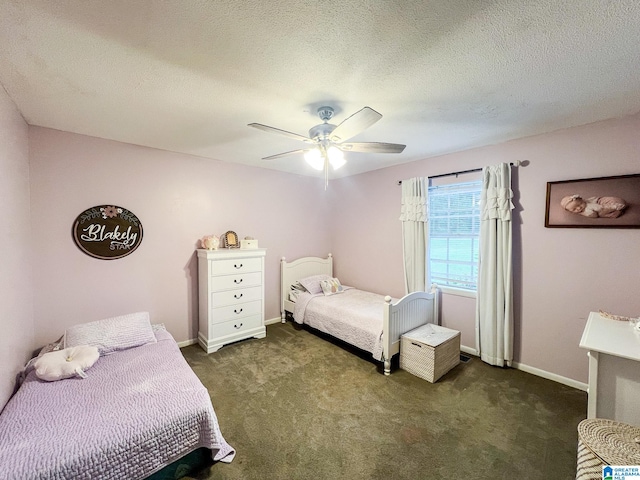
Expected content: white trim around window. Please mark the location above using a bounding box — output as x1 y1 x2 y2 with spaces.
438 285 477 298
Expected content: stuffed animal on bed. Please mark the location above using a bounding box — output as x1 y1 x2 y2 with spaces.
32 345 99 381
560 195 628 218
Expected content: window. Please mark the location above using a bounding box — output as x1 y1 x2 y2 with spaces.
428 179 482 291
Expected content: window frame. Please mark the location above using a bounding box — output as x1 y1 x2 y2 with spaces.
427 174 482 294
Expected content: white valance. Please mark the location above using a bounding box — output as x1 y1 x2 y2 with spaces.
481 186 514 221
399 177 429 222
400 196 429 222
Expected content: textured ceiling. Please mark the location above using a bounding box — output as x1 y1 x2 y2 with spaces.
1 0 640 179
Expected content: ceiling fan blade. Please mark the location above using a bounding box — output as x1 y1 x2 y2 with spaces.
329 107 382 143
262 149 309 161
248 123 313 143
338 142 406 154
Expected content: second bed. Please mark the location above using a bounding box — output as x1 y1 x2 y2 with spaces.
281 254 439 375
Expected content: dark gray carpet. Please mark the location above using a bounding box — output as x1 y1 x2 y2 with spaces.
181 322 587 480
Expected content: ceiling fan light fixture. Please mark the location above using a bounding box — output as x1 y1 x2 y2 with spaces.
327 146 345 170
249 105 406 186
304 148 324 171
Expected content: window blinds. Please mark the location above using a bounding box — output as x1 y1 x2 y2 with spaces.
428 180 482 290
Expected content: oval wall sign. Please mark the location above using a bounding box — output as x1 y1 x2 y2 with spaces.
72 205 143 260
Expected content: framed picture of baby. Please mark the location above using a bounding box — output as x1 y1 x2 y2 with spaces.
545 173 640 228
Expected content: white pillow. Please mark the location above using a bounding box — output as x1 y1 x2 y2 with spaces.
291 282 307 292
37 337 64 356
320 277 344 296
289 288 302 303
33 345 99 382
64 311 157 355
299 274 332 295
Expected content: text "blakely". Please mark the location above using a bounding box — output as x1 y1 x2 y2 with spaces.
81 224 138 246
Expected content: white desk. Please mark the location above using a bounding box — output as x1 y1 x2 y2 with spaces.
579 311 640 426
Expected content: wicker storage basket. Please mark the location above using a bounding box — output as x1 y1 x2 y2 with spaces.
576 419 640 480
400 324 460 383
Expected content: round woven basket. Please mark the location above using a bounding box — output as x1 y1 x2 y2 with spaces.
576 419 640 480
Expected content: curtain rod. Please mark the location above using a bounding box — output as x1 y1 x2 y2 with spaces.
397 160 522 185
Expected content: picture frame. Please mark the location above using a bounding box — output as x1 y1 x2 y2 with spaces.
223 230 239 248
545 173 640 228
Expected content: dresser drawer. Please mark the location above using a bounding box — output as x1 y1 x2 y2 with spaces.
212 257 262 276
213 315 262 338
212 286 262 307
211 272 261 291
212 300 262 323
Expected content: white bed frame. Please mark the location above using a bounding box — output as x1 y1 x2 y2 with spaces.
281 254 439 375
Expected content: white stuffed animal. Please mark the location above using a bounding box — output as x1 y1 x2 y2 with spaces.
33 345 100 382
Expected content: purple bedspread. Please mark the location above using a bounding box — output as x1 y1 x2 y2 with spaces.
0 329 234 479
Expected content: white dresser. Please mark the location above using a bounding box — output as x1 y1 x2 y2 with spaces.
579 311 640 426
197 248 266 353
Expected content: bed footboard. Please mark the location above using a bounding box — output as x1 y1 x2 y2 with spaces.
382 286 439 375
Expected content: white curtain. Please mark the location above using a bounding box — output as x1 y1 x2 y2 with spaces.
399 177 429 294
475 163 514 367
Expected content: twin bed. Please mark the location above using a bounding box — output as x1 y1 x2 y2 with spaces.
0 317 234 479
281 254 439 375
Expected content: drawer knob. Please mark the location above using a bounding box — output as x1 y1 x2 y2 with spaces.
234 308 243 314
234 263 243 269
234 323 243 329
234 293 243 299
234 278 243 284
411 342 422 348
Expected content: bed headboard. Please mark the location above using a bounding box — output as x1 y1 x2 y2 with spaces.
280 254 333 319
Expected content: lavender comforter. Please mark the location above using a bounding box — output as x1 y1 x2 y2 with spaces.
293 288 390 361
0 329 234 479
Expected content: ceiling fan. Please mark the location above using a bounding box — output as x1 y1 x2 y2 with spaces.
248 106 406 187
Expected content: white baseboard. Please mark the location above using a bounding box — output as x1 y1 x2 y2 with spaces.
460 344 587 392
512 361 588 391
460 345 479 356
265 317 281 326
177 338 198 348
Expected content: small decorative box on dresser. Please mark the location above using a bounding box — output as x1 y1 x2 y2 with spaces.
197 248 266 353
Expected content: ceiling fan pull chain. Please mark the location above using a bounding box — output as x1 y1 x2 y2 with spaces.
324 156 329 190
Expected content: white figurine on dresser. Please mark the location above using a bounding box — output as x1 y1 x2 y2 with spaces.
197 248 266 353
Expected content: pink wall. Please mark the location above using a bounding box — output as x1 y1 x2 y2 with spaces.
15 113 640 392
0 87 33 410
330 113 640 384
28 127 331 347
